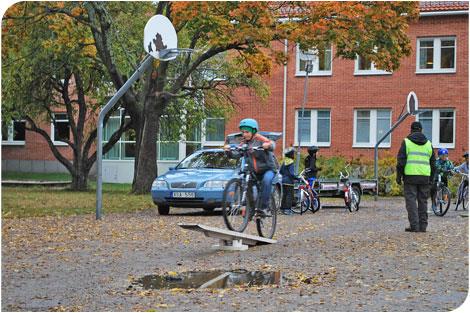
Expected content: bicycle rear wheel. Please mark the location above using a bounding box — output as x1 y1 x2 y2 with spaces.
433 187 451 216
310 195 321 213
462 186 468 210
222 178 249 232
256 194 277 239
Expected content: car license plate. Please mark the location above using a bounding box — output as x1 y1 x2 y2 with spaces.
172 192 196 198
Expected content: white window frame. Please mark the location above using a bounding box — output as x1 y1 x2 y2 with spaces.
354 55 392 76
50 113 70 146
295 44 333 77
203 117 225 147
2 120 26 146
416 108 455 149
353 109 392 148
294 109 331 147
416 37 456 74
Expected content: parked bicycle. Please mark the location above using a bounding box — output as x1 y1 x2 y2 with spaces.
454 171 468 211
339 165 359 212
432 171 452 216
222 144 277 238
292 170 321 214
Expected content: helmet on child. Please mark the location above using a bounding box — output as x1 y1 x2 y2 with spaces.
284 147 295 158
307 146 319 153
438 148 449 156
464 151 469 158
239 118 258 134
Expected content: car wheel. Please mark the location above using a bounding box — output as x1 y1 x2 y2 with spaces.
158 205 170 215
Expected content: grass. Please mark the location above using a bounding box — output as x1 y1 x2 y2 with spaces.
1 172 155 218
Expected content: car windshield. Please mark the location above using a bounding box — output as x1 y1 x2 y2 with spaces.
177 151 240 169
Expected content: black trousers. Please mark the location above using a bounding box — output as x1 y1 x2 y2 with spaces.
404 183 430 231
281 184 294 210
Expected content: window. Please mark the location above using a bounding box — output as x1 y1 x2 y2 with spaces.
158 116 179 161
185 123 202 157
417 109 455 148
296 44 332 76
353 109 391 148
51 113 70 145
294 109 331 146
204 118 225 146
354 55 392 75
416 37 456 73
2 120 26 145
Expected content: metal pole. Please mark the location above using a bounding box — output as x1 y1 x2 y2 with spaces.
96 54 153 220
373 112 410 201
295 61 313 175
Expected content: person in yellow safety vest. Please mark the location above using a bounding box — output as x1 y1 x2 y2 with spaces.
396 121 436 232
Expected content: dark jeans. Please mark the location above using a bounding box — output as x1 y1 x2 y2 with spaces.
258 170 275 210
281 184 294 210
404 183 430 231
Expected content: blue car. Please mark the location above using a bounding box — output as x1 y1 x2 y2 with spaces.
151 143 283 215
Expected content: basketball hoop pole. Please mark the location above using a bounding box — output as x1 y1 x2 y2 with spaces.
96 54 153 220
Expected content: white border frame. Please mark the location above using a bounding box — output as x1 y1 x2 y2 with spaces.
50 113 69 146
1 120 26 146
353 109 392 148
416 108 456 149
294 109 331 147
354 55 392 76
295 44 333 77
416 36 457 74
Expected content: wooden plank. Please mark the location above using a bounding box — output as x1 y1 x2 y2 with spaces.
178 223 276 246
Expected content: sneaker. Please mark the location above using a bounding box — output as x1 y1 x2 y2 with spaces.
405 227 419 232
282 209 293 215
256 208 272 218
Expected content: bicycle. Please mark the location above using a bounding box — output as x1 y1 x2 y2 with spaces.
292 170 321 214
432 171 452 216
222 144 277 239
454 171 468 211
339 165 359 212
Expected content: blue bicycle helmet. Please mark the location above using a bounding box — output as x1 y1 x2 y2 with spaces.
239 118 258 134
438 148 449 156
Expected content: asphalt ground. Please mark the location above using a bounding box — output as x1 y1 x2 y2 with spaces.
1 196 468 311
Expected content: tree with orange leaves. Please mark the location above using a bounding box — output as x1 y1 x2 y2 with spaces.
2 1 418 194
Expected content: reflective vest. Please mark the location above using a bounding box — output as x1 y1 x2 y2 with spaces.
404 138 433 176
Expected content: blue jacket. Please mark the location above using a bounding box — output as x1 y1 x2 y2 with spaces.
280 157 298 185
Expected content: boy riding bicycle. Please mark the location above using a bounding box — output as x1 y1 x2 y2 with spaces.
224 118 276 217
431 148 454 211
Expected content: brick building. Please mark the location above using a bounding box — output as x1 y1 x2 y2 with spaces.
2 1 468 183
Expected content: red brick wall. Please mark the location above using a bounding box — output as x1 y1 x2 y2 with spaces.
226 14 469 162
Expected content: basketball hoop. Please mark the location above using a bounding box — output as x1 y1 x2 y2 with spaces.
144 15 178 61
406 91 419 115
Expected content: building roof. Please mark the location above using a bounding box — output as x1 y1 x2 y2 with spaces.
276 2 468 18
419 1 469 12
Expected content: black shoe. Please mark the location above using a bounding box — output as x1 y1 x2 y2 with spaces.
256 208 272 218
405 227 419 232
418 229 427 233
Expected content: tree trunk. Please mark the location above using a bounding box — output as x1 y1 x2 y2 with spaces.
132 100 160 194
71 171 89 191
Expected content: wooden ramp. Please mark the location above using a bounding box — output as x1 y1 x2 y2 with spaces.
178 223 276 251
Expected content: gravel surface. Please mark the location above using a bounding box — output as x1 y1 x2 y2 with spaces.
2 197 468 311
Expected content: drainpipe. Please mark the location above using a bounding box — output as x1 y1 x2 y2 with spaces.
282 39 288 152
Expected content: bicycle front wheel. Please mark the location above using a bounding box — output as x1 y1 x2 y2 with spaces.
292 189 310 214
256 194 277 239
222 178 249 232
433 187 451 216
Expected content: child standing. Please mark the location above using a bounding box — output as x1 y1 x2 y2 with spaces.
280 147 298 215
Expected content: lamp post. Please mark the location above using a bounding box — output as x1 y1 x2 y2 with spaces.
295 56 314 175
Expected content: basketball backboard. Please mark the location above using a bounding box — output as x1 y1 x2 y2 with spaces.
144 15 178 61
406 91 419 115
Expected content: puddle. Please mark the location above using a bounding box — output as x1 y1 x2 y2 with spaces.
132 269 282 289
